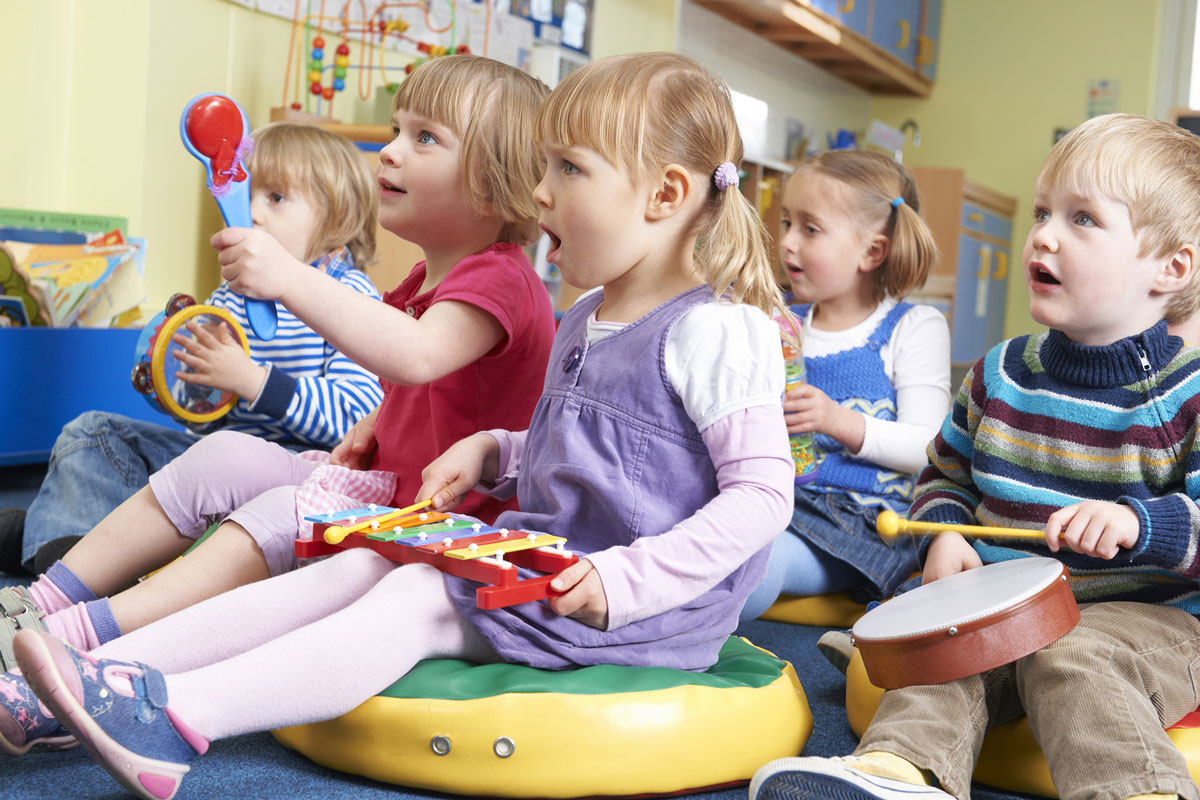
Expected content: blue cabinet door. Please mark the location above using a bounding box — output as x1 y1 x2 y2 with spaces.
818 0 872 36
987 245 1011 350
950 236 991 365
870 0 921 66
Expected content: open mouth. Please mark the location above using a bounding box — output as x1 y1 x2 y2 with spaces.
1031 266 1060 285
541 224 562 261
378 178 406 194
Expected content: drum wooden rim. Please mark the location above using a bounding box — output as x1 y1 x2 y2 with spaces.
853 561 1080 689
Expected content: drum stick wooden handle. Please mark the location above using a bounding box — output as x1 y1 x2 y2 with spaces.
324 498 434 545
875 509 1048 542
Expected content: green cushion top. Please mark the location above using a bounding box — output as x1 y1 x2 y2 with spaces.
379 636 786 701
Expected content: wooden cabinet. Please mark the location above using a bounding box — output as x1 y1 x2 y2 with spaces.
692 0 942 96
908 167 1017 367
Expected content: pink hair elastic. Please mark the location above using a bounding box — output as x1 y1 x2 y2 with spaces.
211 135 256 197
713 161 738 191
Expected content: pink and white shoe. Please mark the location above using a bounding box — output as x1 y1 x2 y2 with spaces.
14 629 208 800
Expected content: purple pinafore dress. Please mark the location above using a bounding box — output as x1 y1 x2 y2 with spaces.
444 286 768 670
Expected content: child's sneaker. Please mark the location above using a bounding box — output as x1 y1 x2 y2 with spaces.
750 756 954 800
13 629 208 800
816 628 855 674
0 669 75 755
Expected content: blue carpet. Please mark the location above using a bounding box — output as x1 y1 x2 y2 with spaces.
0 464 1029 799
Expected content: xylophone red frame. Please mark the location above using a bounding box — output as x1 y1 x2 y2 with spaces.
295 518 580 609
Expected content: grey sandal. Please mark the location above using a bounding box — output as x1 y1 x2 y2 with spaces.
0 602 47 672
0 585 42 618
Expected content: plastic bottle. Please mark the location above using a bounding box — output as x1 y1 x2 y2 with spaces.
779 320 819 484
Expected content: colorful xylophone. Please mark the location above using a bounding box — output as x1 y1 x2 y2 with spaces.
295 501 580 609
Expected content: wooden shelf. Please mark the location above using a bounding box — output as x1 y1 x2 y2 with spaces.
692 0 933 97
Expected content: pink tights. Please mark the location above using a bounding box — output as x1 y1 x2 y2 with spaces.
94 548 497 741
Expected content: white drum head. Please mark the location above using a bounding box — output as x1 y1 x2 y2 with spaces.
852 557 1066 642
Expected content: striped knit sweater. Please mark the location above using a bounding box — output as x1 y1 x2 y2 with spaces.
910 319 1200 612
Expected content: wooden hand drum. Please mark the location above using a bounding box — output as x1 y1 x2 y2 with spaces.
851 557 1079 689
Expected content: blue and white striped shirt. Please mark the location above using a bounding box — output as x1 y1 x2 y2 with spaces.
202 247 383 447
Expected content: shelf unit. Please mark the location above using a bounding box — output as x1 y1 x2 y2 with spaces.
690 0 939 97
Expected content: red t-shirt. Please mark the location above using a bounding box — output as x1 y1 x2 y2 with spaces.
370 242 555 523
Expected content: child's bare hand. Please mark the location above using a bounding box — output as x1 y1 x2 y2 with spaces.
330 411 378 470
547 559 609 629
783 383 839 434
1044 500 1138 559
922 531 983 584
417 433 499 511
212 227 298 301
173 320 265 398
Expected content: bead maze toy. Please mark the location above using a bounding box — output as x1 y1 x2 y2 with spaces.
279 3 480 118
130 292 249 429
295 500 580 609
180 92 278 341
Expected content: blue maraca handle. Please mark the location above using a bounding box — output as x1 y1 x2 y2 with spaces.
209 180 277 341
180 92 277 341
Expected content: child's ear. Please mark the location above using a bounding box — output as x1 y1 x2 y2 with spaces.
859 235 890 273
645 164 693 221
1154 243 1197 295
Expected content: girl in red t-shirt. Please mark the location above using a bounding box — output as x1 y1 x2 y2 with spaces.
0 56 554 685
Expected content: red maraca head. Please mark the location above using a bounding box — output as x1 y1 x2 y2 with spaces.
185 95 248 188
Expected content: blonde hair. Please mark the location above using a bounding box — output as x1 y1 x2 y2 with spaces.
248 122 377 268
791 150 938 303
1037 113 1200 324
393 55 549 244
534 51 785 320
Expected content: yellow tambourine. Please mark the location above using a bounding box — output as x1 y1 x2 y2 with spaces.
131 293 249 426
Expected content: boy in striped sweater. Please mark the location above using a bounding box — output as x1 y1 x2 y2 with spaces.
752 114 1200 800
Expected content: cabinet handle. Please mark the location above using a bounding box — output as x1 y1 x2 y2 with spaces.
976 246 991 279
916 35 935 66
896 19 911 49
993 251 1008 281
967 211 985 224
840 0 854 13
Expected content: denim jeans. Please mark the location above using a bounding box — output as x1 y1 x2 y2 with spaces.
22 411 314 571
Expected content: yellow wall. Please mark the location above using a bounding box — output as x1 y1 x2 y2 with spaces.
1 0 1169 333
870 0 1165 339
591 0 678 57
0 0 401 311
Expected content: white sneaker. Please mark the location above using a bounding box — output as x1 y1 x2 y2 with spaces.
750 756 954 800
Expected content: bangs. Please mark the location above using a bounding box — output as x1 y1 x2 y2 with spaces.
393 57 489 136
1037 146 1134 208
535 58 650 176
247 129 309 200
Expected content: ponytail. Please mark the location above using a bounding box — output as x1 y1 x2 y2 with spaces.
881 186 939 300
699 182 791 322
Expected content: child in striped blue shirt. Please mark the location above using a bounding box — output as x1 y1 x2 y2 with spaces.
0 123 384 662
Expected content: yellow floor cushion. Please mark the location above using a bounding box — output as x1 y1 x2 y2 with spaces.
845 649 1200 797
759 592 868 627
273 636 812 798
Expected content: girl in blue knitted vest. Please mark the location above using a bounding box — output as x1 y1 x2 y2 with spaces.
741 150 949 621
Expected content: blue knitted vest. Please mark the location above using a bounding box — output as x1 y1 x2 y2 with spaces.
794 302 915 512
